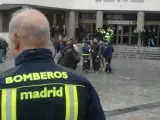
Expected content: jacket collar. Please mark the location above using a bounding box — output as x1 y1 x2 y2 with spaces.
15 48 54 66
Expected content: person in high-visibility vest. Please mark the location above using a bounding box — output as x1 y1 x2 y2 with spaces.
103 33 111 42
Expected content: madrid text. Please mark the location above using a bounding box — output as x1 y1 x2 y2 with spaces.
20 87 63 100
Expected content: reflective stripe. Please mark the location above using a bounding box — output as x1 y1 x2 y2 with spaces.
1 89 17 120
12 89 17 120
69 86 74 120
65 85 78 120
73 86 78 120
65 85 70 120
6 89 12 120
82 54 90 56
2 90 7 120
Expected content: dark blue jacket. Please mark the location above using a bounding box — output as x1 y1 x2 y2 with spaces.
82 42 90 55
103 44 114 59
0 48 106 120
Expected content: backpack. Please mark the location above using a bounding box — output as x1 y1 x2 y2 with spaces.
83 43 89 53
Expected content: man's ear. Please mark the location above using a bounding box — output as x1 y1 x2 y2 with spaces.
15 39 20 50
12 35 20 50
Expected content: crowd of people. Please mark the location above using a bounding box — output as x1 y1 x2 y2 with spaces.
52 27 114 74
133 28 157 46
54 38 80 70
81 27 114 74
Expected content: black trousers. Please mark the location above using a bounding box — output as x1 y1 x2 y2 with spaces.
92 55 99 72
105 58 112 72
83 56 90 71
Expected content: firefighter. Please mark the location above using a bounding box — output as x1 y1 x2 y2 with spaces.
103 41 114 73
2 8 106 120
82 40 91 73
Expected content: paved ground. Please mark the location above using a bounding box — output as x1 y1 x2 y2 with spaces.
80 59 160 111
1 58 160 119
81 59 160 119
107 105 160 120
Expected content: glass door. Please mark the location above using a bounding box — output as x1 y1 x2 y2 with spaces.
56 12 65 28
82 23 95 39
123 25 130 44
116 25 130 44
131 25 137 45
116 25 122 44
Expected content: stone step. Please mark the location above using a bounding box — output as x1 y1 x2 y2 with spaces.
113 45 160 60
5 45 160 60
114 48 160 52
113 54 160 58
113 52 160 55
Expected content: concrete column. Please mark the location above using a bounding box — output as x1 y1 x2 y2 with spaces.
0 11 3 32
75 12 79 26
65 12 69 36
65 12 68 26
68 10 76 38
53 13 56 26
96 11 103 29
137 11 145 46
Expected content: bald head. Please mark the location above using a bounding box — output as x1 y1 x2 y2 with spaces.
9 7 50 48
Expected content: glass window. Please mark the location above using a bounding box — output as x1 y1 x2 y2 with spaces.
79 13 96 20
103 13 137 21
123 25 129 35
82 24 91 33
145 14 160 21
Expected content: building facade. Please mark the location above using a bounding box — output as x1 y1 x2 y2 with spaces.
0 0 160 46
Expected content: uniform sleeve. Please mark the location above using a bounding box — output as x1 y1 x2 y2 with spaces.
86 86 106 120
